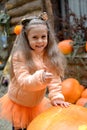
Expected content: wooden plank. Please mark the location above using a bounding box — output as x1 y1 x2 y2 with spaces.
5 0 36 10
7 0 41 17
10 10 41 25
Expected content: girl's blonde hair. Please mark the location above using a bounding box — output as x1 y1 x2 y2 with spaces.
11 12 67 78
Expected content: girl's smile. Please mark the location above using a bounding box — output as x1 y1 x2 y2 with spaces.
27 24 48 53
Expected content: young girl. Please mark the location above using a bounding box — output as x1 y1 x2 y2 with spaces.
0 12 70 130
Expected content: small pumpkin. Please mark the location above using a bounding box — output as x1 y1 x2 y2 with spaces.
61 78 82 103
81 88 87 98
27 104 87 130
14 25 22 35
85 41 87 52
58 39 73 55
79 85 85 93
76 97 87 107
0 61 2 64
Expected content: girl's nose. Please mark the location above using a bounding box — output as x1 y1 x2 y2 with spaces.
38 38 42 43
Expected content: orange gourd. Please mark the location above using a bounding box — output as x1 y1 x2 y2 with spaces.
27 104 87 130
58 39 73 55
0 61 2 64
14 25 22 35
61 78 82 103
76 97 87 107
79 85 85 93
81 88 87 98
85 41 87 52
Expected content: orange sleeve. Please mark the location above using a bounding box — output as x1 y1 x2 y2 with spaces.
48 77 65 101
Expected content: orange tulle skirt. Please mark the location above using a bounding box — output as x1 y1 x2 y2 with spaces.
0 94 51 128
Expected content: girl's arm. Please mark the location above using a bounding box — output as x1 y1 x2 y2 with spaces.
48 77 70 107
48 77 65 101
12 52 46 91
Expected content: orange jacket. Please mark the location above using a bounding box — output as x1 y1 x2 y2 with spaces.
8 51 64 107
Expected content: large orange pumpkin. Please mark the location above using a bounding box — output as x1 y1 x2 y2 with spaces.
58 39 73 55
61 78 82 103
27 104 87 130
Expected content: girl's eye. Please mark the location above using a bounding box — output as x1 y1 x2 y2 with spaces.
42 35 46 38
32 36 37 39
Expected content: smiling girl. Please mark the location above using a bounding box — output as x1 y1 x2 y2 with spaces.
0 12 70 130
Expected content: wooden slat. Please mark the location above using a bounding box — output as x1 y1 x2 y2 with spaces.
5 0 36 10
7 0 41 17
10 10 41 25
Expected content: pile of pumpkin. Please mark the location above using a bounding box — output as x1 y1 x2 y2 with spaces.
61 78 87 106
57 40 87 106
27 78 87 130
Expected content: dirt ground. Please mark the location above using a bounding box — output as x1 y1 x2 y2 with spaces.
0 70 12 130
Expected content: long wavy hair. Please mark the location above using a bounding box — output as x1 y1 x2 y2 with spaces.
11 13 67 78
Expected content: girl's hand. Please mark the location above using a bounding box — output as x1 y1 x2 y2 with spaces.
34 69 53 84
42 71 53 84
51 99 71 108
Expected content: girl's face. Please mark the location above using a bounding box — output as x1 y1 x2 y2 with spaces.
27 24 48 53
